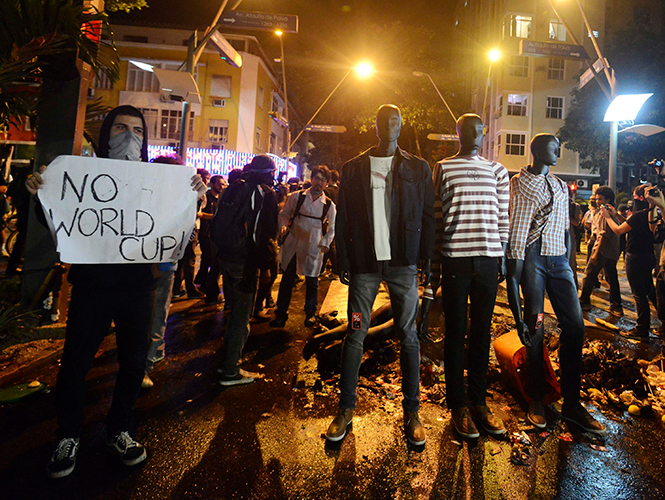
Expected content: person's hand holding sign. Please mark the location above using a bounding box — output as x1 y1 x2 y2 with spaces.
26 165 47 196
190 174 207 199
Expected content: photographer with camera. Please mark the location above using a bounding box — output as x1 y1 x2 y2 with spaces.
601 184 659 339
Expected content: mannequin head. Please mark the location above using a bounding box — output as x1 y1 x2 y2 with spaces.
456 114 484 155
531 134 560 167
375 105 402 143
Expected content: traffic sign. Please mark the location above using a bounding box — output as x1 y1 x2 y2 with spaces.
209 32 242 68
304 124 347 133
579 58 608 89
519 40 589 60
218 11 299 34
427 133 458 141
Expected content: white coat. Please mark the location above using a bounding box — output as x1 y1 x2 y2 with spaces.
278 188 336 277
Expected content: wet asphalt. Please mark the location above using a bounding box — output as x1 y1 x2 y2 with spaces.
1 276 665 500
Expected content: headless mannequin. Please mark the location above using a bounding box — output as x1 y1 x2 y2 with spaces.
506 135 571 345
339 106 431 288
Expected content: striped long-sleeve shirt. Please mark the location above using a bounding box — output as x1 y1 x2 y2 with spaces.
434 155 510 258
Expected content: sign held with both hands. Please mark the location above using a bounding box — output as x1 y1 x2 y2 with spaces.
39 156 197 264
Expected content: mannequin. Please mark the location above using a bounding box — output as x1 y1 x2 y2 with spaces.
327 104 435 447
506 134 605 435
432 113 509 438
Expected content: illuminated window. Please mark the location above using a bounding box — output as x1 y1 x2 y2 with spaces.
509 56 529 77
92 72 113 90
496 95 503 117
127 65 159 92
546 97 564 119
505 133 526 156
503 14 532 39
140 108 159 139
548 58 565 80
160 110 194 140
208 119 229 143
549 19 566 41
507 94 528 116
496 133 502 157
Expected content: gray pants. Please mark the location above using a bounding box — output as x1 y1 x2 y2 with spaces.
220 260 258 376
339 263 421 412
146 269 175 372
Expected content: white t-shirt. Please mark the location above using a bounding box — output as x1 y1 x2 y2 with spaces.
370 155 393 261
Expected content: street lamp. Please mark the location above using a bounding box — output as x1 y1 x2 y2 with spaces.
481 49 500 125
412 71 456 123
289 62 374 149
275 30 291 163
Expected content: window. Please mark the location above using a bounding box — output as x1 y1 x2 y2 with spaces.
255 127 261 149
548 58 565 80
123 35 148 43
507 94 528 116
546 97 564 120
505 133 526 156
210 75 232 98
269 132 277 154
208 119 229 143
127 65 160 92
496 134 502 157
509 56 529 77
258 86 264 109
92 72 112 90
496 95 503 117
271 94 282 114
549 19 566 41
159 110 194 140
503 14 532 39
140 108 159 139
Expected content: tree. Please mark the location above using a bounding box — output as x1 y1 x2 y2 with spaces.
558 26 665 185
105 0 147 13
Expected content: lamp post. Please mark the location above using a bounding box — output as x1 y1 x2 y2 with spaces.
289 62 373 149
412 71 456 123
275 30 291 163
481 49 501 125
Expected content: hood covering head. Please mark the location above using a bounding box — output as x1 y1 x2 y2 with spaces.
98 105 149 162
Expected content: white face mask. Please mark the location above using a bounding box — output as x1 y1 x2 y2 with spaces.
108 130 143 161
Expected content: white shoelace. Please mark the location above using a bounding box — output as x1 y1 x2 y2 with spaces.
116 431 139 451
53 438 78 461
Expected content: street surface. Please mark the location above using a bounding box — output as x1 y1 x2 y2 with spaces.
1 257 665 499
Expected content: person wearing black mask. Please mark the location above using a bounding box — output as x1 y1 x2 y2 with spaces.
600 184 658 339
27 105 206 479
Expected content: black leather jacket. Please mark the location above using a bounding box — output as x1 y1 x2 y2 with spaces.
336 147 435 274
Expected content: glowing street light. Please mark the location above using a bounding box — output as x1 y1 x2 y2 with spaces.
482 48 500 124
412 71 456 123
603 94 653 122
290 62 375 149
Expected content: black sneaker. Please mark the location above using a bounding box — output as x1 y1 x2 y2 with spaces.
270 316 287 328
218 368 258 386
620 328 650 340
106 431 147 466
609 305 624 316
46 437 79 479
580 301 591 312
304 314 317 327
172 290 186 299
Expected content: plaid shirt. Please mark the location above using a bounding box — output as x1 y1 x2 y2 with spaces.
507 166 569 260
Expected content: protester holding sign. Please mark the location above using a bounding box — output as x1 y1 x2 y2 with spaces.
26 106 206 479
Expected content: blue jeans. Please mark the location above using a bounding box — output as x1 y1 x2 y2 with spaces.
220 260 258 376
146 269 175 372
275 255 319 318
441 256 498 409
522 239 585 404
625 252 657 333
339 263 421 412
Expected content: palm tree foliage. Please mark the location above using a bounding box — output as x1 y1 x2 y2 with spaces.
0 0 119 130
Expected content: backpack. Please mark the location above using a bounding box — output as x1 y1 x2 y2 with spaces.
278 191 332 245
210 179 261 263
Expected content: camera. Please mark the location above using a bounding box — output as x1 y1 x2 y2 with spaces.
649 159 665 189
648 186 661 197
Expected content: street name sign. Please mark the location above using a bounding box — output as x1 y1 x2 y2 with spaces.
39 156 197 264
519 40 589 60
304 124 347 133
209 31 242 68
579 58 608 89
427 133 459 141
218 11 299 34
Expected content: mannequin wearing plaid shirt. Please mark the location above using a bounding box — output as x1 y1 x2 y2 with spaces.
506 134 605 435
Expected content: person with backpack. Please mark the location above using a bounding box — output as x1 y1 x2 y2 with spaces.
270 165 336 328
210 155 279 386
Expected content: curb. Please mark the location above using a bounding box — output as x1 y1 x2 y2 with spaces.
0 348 63 389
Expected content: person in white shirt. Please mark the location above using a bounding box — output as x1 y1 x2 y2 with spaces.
271 165 336 327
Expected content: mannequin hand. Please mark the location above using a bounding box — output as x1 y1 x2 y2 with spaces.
516 319 531 347
191 174 207 199
26 165 47 196
318 245 329 253
340 270 351 286
419 259 432 286
498 256 507 283
417 316 433 343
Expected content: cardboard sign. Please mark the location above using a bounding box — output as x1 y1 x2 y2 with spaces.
38 155 197 264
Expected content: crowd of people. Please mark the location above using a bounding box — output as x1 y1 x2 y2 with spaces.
10 103 665 479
